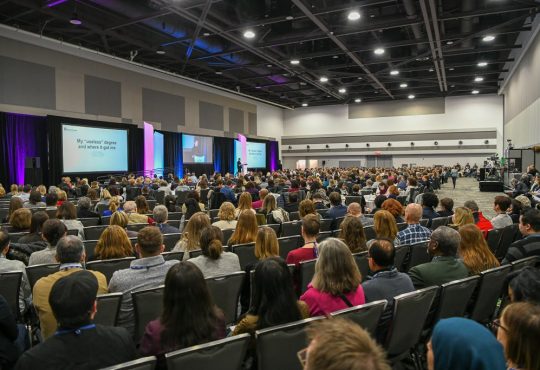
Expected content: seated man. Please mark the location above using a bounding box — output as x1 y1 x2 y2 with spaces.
152 205 180 234
421 192 440 227
0 230 31 313
16 271 137 370
346 202 373 226
76 196 100 219
326 192 347 219
123 201 150 224
285 192 300 213
397 204 432 246
464 200 493 234
408 226 469 289
108 226 178 336
33 236 107 339
312 193 327 210
502 209 540 264
28 219 67 266
491 196 513 229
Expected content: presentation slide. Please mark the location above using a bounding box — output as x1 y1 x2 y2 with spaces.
62 124 128 173
182 134 213 163
153 131 164 177
235 140 267 169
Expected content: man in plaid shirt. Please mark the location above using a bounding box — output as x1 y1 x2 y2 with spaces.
398 203 432 245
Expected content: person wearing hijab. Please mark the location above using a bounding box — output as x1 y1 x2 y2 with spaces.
427 317 506 370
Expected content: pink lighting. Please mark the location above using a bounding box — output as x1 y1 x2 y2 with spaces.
144 122 154 176
237 134 247 173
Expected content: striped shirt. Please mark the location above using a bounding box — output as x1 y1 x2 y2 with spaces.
398 224 432 245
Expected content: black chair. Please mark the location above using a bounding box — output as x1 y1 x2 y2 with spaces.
126 223 148 232
385 286 439 366
168 212 183 220
162 233 181 252
281 221 302 237
133 286 164 342
352 252 370 281
469 265 512 323
435 276 480 321
188 249 203 258
430 217 448 230
486 228 502 254
84 225 108 241
298 259 317 295
221 228 235 245
101 356 157 370
345 195 363 206
161 251 184 261
265 223 281 236
94 292 123 326
319 218 333 232
334 216 346 230
208 209 220 219
316 209 329 218
155 191 165 205
394 245 409 272
231 242 257 270
0 272 22 318
66 229 79 237
26 263 60 289
364 226 376 241
96 203 109 215
289 211 300 221
405 241 430 271
167 220 181 230
176 191 190 205
278 236 302 260
256 317 324 370
316 231 332 243
330 300 388 337
147 200 157 211
102 216 111 225
86 257 136 283
496 224 521 261
206 272 245 325
419 219 429 227
79 218 100 227
83 240 99 261
397 223 407 231
9 232 29 243
165 334 250 370
511 256 539 271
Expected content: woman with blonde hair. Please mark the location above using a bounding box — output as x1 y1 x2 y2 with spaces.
8 184 19 197
298 199 319 219
235 192 255 218
56 190 67 206
173 212 211 259
458 224 499 274
338 216 368 253
227 210 258 247
449 207 474 229
102 196 122 216
373 210 399 245
259 194 288 224
300 238 365 316
110 211 138 238
212 202 237 230
36 185 47 198
9 208 32 232
94 225 134 260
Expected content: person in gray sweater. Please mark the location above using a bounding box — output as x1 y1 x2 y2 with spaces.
188 226 240 278
491 195 513 229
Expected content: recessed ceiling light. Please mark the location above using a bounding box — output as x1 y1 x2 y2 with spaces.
446 40 454 45
474 76 484 82
348 11 361 21
299 81 307 86
290 59 300 65
267 64 272 68
255 83 261 89
243 30 256 39
285 16 294 20
482 35 495 42
354 98 362 103
390 70 399 75
320 76 329 82
302 103 308 107
449 67 454 71
429 68 434 72
400 83 408 88
156 47 165 55
478 61 488 67
332 55 339 59
374 48 385 55
339 88 347 93
472 90 480 94
203 32 210 36
215 71 222 75
70 12 82 25
408 94 415 99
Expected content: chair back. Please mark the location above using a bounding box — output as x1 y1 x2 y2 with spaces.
66 229 79 237
168 212 183 220
221 228 235 245
165 334 250 370
281 221 302 237
46 209 57 219
9 232 29 243
397 223 407 231
94 292 123 326
86 257 136 283
278 236 302 259
496 224 521 260
231 242 257 270
435 276 480 321
161 251 184 261
102 216 111 225
385 286 439 360
208 209 220 219
394 245 409 272
0 271 22 318
486 229 502 254
289 211 300 221
364 226 376 241
96 203 109 214
155 191 165 205
299 259 317 295
206 272 245 325
331 300 387 336
84 225 108 241
26 263 60 289
406 241 430 271
345 196 363 206
470 265 512 323
352 252 370 281
419 219 429 227
430 217 448 230
511 256 539 271
176 191 190 205
83 240 99 261
101 356 157 370
319 218 333 232
133 286 165 342
79 218 100 227
334 216 346 230
316 231 332 243
127 223 148 232
265 223 281 236
316 208 328 218
162 233 181 252
147 200 157 211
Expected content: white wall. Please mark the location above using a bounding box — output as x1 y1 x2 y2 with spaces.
256 103 284 158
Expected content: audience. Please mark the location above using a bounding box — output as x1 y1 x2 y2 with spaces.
3 197 23 223
44 193 58 212
381 198 404 224
94 225 134 260
212 202 237 230
437 197 454 217
464 200 493 234
227 211 258 247
76 196 100 219
327 192 347 219
506 266 540 303
338 216 368 253
346 202 374 226
173 212 211 259
300 238 365 316
491 196 513 229
23 190 46 209
235 192 256 217
110 211 138 238
57 202 84 239
298 199 319 219
259 195 288 224
286 214 320 266
9 208 31 233
0 230 31 313
18 211 49 244
397 204 432 245
502 209 540 263
373 210 399 245
123 201 150 224
408 226 468 288
458 224 499 274
152 205 180 234
134 195 151 215
28 219 67 266
421 193 440 227
0 294 19 370
251 188 268 209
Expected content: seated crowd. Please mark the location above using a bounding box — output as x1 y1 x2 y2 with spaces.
0 165 539 370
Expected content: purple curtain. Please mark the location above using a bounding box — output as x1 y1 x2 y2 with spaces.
0 112 47 186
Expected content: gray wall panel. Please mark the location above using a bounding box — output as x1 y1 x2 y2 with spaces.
349 97 444 119
0 56 55 109
284 144 497 154
228 108 244 133
84 75 121 117
199 101 224 131
142 88 185 130
248 112 257 135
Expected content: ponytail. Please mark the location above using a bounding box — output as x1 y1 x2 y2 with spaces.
207 239 223 260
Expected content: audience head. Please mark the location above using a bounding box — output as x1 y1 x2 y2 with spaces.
237 192 253 210
199 226 224 260
381 199 403 220
57 201 77 220
506 267 540 304
217 202 235 222
122 201 136 214
494 196 511 213
374 210 398 240
29 190 42 205
498 302 540 370
258 188 269 201
452 207 474 227
515 194 532 209
110 211 129 229
429 226 460 257
289 192 299 204
136 226 164 257
329 192 342 207
347 202 362 217
338 216 367 253
184 198 201 221
464 200 479 213
229 211 258 245
422 193 439 209
45 192 58 207
77 197 92 211
0 230 10 254
519 209 540 235
299 199 317 218
29 211 49 234
368 238 395 271
135 195 150 214
404 203 423 224
301 214 320 239
303 317 390 370
255 226 279 260
428 317 506 370
49 271 99 329
56 190 67 202
373 195 387 210
181 212 211 251
313 238 361 295
8 197 23 218
152 205 169 224
55 235 85 263
458 224 499 274
10 208 32 230
439 197 454 213
262 194 277 213
42 219 67 246
95 225 133 260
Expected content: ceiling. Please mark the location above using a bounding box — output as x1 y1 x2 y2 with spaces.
1 0 538 108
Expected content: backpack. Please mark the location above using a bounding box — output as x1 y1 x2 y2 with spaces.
271 208 290 223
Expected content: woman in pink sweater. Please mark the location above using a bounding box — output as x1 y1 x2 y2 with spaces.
300 238 365 316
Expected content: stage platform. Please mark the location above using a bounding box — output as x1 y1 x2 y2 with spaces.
479 181 505 192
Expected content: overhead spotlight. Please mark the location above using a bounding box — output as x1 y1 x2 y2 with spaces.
354 98 362 103
285 15 294 20
390 70 399 76
345 144 350 148
474 77 484 82
408 94 415 99
434 141 439 146
366 143 370 147
302 103 308 107
288 145 292 150
243 30 256 39
478 61 488 67
449 68 455 71
348 11 361 21
332 55 339 59
446 40 454 45
203 32 211 36
156 47 166 55
374 48 385 55
482 35 495 42
325 144 330 149
215 71 222 75
338 88 347 93
429 68 434 72
458 140 463 145
400 83 408 88
255 83 261 89
70 11 82 25
319 76 329 82
484 140 489 144
472 90 480 94
387 143 392 147
410 142 415 146
307 145 310 150
290 59 300 65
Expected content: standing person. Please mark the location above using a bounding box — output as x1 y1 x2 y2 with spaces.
237 158 243 175
450 166 458 189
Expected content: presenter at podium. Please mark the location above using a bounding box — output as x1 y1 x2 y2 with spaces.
237 158 243 174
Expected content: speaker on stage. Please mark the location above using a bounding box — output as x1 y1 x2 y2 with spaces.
25 156 43 185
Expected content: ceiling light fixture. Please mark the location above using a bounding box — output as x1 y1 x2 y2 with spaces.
446 40 454 45
348 11 361 21
70 11 82 25
472 90 480 94
429 68 434 72
400 83 408 88
302 103 308 107
290 59 300 65
390 70 399 75
156 47 165 55
474 77 484 82
374 48 385 55
215 71 222 75
408 94 415 99
285 16 294 20
482 35 495 42
354 98 362 103
243 30 256 39
339 88 347 93
320 76 329 82
203 32 210 36
478 61 488 67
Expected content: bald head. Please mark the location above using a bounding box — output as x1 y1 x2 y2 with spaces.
347 202 362 217
259 188 269 200
405 203 422 224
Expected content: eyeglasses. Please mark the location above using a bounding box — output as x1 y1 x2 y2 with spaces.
297 347 308 367
489 318 508 334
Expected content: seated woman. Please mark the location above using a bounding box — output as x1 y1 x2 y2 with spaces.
298 199 319 220
235 192 256 218
258 194 288 224
448 207 474 229
3 197 23 223
18 211 49 244
381 198 404 224
94 225 134 260
56 190 68 207
135 195 151 215
188 226 240 278
227 210 258 247
300 238 365 316
212 202 237 230
386 185 400 200
372 210 399 246
102 197 121 217
173 212 211 260
458 224 499 275
23 191 46 209
338 216 367 253
110 211 138 238
182 198 203 224
76 197 100 219
94 189 112 211
57 202 85 239
427 317 506 370
181 191 205 214
9 208 32 233
139 262 226 368
437 198 454 217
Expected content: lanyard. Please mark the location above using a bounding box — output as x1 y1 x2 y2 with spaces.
59 263 83 271
130 260 166 270
55 324 96 336
305 241 318 258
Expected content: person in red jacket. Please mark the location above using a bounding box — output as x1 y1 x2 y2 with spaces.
464 200 493 237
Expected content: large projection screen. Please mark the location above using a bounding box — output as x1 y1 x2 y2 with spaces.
182 134 213 163
62 124 128 173
235 140 267 169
